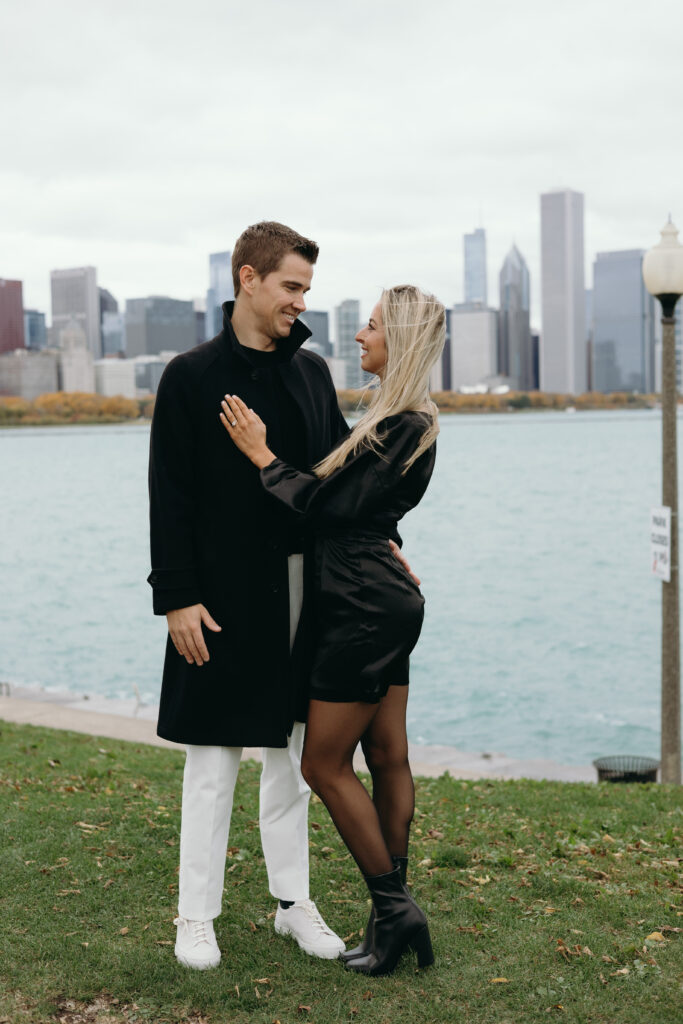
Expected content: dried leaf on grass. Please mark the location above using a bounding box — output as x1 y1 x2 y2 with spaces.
555 938 593 960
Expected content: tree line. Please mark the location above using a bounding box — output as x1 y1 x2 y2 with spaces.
0 389 664 425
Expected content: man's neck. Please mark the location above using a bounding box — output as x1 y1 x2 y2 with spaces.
230 301 276 352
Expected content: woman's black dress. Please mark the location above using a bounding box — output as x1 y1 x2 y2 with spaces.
260 411 436 703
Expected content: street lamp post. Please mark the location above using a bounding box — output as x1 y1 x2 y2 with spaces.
643 219 683 785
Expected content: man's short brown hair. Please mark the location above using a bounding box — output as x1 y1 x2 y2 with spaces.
232 221 319 296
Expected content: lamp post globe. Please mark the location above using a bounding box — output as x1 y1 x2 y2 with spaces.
643 219 683 314
643 217 683 785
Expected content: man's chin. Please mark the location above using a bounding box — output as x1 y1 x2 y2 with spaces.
274 319 293 338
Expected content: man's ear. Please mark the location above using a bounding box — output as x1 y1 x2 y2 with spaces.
239 264 258 296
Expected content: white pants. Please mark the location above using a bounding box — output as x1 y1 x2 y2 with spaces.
178 554 310 921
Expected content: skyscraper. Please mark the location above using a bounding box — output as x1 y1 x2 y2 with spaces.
58 320 96 393
205 251 234 340
99 287 118 320
499 245 533 389
125 297 196 357
592 250 655 393
51 267 101 360
0 279 25 353
24 309 47 350
464 228 487 305
101 311 126 356
450 303 499 389
540 189 586 394
299 310 331 357
334 299 362 389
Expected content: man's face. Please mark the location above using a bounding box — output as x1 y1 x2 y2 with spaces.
251 253 314 339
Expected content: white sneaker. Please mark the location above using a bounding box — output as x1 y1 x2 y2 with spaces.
173 916 221 970
274 899 346 959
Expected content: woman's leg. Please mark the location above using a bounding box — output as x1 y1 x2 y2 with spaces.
360 685 414 859
301 699 393 877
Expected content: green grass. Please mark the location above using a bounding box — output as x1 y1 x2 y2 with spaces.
0 720 680 1024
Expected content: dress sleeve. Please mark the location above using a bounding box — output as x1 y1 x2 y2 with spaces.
147 359 202 614
259 414 426 526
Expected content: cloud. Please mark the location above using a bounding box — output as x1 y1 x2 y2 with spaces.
3 0 683 325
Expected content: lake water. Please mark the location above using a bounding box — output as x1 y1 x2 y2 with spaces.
0 411 675 765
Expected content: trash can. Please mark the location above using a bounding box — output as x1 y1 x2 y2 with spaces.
592 755 660 783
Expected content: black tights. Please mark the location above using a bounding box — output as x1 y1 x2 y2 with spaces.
300 686 414 877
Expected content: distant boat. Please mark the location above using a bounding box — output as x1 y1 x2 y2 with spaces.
565 406 577 414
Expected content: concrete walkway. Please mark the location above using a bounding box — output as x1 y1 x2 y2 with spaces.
0 687 596 783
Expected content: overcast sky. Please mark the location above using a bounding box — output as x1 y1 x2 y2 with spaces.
3 0 683 331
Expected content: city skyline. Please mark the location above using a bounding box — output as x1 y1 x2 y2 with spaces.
3 1 682 331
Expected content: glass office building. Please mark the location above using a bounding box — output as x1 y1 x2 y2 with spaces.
205 251 234 340
299 310 331 357
499 245 533 389
334 299 363 389
592 250 654 393
125 297 196 357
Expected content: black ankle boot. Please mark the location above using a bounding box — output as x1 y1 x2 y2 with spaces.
344 866 433 977
341 855 409 963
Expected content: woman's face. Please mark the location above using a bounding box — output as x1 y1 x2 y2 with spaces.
355 300 387 378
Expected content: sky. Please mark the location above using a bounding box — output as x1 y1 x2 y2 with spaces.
3 0 683 332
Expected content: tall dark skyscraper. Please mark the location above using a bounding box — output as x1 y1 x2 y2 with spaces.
299 310 331 357
592 250 654 393
464 228 487 305
24 309 47 350
125 297 196 357
0 279 25 353
499 245 533 389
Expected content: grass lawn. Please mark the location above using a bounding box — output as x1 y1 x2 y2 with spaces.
0 720 680 1024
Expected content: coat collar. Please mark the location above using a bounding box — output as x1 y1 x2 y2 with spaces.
220 300 312 367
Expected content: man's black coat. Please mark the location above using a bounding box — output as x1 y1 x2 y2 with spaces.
148 303 349 746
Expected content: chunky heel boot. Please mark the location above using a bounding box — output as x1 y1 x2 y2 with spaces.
341 855 408 963
345 866 433 977
410 924 434 968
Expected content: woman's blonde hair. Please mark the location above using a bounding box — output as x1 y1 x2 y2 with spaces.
315 284 446 478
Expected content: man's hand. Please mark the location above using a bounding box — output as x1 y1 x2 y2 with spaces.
167 604 221 666
388 540 421 586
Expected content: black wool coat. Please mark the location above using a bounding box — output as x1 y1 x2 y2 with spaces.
148 303 349 747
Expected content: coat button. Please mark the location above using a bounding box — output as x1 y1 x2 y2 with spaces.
270 583 280 593
250 370 259 381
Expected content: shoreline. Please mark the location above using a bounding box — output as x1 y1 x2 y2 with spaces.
0 684 596 783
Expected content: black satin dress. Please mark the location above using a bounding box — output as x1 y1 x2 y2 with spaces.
260 411 436 703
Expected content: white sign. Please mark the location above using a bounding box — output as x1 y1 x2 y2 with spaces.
651 505 671 582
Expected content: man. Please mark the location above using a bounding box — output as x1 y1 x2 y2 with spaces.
148 221 349 969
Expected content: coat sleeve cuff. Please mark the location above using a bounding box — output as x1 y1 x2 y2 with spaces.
147 567 202 616
152 587 203 616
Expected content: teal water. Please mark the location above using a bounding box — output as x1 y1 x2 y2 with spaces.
0 412 674 765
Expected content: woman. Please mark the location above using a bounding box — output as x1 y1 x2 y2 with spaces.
220 284 445 976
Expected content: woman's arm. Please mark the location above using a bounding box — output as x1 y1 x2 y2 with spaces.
220 395 428 527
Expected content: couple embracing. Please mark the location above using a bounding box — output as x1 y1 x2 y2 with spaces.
148 221 445 978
